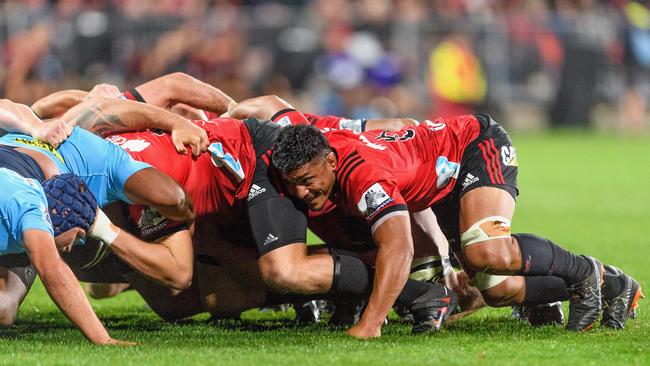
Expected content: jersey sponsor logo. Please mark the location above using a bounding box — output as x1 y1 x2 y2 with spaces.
21 176 37 188
359 135 386 151
247 184 266 201
424 120 446 132
435 156 460 189
376 129 416 142
263 233 279 246
208 142 245 182
461 173 479 190
41 202 52 226
339 118 364 132
106 136 151 152
13 138 64 163
276 116 292 127
357 182 394 218
137 207 169 236
501 146 517 167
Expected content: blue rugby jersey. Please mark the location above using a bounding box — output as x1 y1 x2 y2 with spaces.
0 168 53 254
0 127 151 207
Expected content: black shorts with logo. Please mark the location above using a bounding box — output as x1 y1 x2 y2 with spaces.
433 113 519 252
243 118 308 256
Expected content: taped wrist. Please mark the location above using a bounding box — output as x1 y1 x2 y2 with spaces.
88 209 120 246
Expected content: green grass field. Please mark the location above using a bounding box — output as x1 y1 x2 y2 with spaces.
1 132 649 366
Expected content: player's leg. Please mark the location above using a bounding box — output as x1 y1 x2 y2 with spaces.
124 272 205 322
0 264 36 326
457 115 604 331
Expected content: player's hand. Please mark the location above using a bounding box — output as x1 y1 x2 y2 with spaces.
31 118 73 147
97 338 138 346
346 324 381 339
171 121 209 158
86 84 122 100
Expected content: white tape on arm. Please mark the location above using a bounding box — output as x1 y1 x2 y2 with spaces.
88 208 121 246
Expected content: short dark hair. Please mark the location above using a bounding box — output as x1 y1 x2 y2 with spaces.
272 125 332 175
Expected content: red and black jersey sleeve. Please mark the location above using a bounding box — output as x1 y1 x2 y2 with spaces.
335 151 408 232
271 109 310 126
121 88 146 103
127 204 188 241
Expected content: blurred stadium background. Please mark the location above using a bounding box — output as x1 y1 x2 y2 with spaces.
2 0 650 133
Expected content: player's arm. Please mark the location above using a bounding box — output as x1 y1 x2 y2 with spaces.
30 90 87 119
349 213 413 338
123 167 195 223
132 72 236 115
23 229 128 345
92 210 194 290
224 95 295 121
61 96 209 157
411 209 458 289
0 99 72 146
364 118 418 131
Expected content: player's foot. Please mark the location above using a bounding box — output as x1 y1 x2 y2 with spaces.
329 299 365 327
411 285 458 334
566 256 604 331
601 265 644 330
512 301 564 326
293 300 322 324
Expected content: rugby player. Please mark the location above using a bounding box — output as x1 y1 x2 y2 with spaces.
271 114 643 332
226 94 487 320
0 97 210 325
0 156 129 344
41 78 457 337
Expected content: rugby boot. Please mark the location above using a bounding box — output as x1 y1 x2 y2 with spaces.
293 300 321 324
566 256 604 331
411 284 458 334
329 299 365 327
512 301 564 326
601 265 644 330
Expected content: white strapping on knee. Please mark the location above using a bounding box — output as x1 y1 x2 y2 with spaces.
460 216 512 248
470 272 510 291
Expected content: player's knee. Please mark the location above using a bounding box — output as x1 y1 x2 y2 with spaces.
0 299 19 327
463 237 517 273
480 276 522 307
259 261 301 293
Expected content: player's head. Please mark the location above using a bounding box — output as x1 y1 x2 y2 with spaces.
272 125 337 210
42 173 97 246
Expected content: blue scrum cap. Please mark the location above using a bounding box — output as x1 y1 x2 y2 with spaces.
42 173 97 236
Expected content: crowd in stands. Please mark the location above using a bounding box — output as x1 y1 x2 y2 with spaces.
1 0 649 129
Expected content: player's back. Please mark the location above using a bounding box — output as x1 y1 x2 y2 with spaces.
108 118 257 221
0 127 150 207
326 115 481 212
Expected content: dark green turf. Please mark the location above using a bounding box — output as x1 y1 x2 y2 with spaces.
1 132 648 366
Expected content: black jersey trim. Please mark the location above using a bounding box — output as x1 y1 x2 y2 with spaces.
368 203 408 228
337 151 360 179
271 108 296 122
127 87 146 103
340 158 364 189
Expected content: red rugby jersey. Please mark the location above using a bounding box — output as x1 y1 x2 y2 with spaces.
324 115 481 231
106 118 257 237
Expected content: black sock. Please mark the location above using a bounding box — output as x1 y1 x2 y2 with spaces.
523 276 570 304
514 233 592 284
602 269 625 300
395 279 447 307
265 292 322 305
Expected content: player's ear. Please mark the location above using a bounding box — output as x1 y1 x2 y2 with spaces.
325 151 337 170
